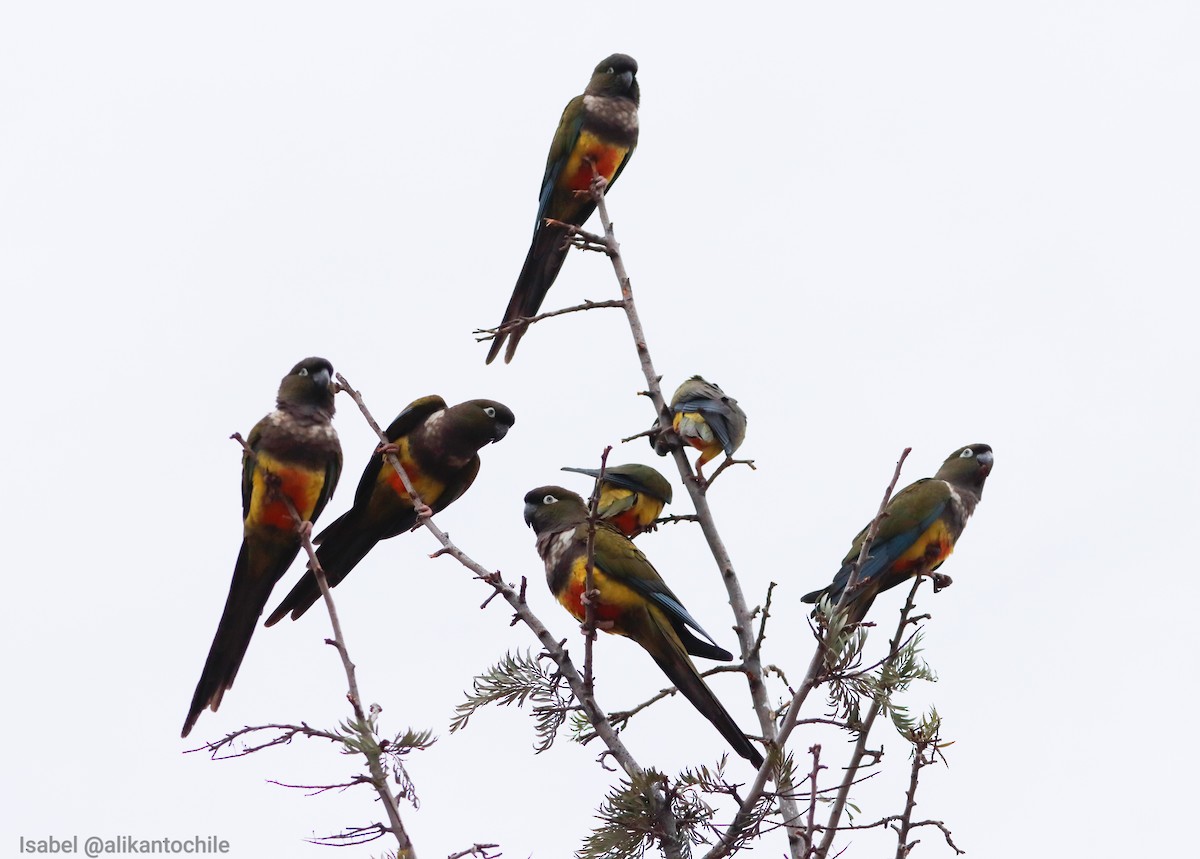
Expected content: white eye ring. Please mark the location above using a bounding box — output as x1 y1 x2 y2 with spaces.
484 407 496 418
543 494 558 504
298 368 309 376
960 448 974 458
606 67 614 74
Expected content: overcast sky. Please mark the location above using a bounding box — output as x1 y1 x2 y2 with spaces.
4 2 1198 857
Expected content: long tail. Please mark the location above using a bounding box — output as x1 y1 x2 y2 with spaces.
486 223 572 364
801 563 880 626
644 618 765 768
182 540 294 737
263 511 380 626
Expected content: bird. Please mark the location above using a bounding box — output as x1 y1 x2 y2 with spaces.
265 396 515 625
183 357 342 737
655 376 747 480
801 444 994 624
560 463 673 537
524 486 764 768
486 53 640 364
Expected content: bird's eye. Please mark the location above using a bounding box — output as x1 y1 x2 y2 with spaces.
484 407 496 418
543 494 558 505
960 448 974 459
298 368 309 376
606 67 614 74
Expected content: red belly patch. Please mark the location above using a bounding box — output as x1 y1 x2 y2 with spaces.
561 577 624 626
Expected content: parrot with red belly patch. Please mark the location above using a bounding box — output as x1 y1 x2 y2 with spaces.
265 396 514 625
802 444 994 624
560 463 673 537
182 357 342 737
486 53 639 364
524 486 764 768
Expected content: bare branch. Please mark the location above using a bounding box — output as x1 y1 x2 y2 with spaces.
582 447 614 698
473 298 624 343
448 844 502 859
188 722 346 758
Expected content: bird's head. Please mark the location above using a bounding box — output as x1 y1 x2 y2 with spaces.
523 485 588 534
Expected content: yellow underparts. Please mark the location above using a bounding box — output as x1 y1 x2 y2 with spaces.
247 451 327 531
378 437 446 506
893 519 955 574
557 556 648 635
564 131 630 190
674 412 722 465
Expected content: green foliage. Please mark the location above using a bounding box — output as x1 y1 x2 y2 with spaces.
824 628 937 736
449 649 571 752
578 770 713 859
678 759 775 853
899 706 944 746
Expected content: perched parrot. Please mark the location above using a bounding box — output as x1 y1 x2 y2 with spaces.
654 376 747 480
486 53 640 364
183 358 342 738
524 486 764 768
801 444 994 624
265 396 515 625
560 463 673 537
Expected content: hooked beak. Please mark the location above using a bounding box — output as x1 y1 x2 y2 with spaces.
977 449 994 475
523 502 537 528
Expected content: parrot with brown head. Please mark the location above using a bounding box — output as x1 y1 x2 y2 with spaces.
524 486 764 768
183 357 342 737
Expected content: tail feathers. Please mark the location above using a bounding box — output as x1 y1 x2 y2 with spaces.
677 626 734 663
487 224 571 364
264 514 379 626
645 625 764 769
803 565 883 626
183 542 291 737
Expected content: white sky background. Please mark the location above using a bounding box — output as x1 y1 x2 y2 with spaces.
3 2 1198 856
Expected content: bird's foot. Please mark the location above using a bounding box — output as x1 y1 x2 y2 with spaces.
414 503 433 520
376 442 400 456
932 573 954 593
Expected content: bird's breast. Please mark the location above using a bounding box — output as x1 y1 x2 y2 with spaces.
563 131 630 191
892 519 956 574
379 438 446 505
557 561 632 632
247 452 327 532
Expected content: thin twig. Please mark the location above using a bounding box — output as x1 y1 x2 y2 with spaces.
573 664 753 743
191 722 347 758
809 816 962 855
473 298 624 342
837 448 913 616
582 447 614 697
804 745 824 855
448 844 502 859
